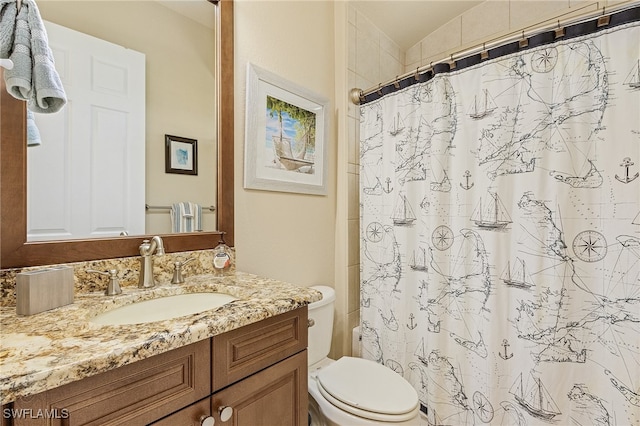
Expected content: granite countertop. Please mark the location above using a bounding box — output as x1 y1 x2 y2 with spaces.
0 271 322 405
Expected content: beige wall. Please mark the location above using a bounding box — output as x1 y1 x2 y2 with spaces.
234 1 338 315
37 1 218 235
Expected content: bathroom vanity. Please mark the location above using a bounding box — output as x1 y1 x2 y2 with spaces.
0 272 320 425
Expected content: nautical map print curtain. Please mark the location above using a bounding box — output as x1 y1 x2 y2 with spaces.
359 21 639 425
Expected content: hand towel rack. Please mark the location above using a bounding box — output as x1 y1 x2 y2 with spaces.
145 204 216 212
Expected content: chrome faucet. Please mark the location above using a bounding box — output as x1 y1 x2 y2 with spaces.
138 236 165 288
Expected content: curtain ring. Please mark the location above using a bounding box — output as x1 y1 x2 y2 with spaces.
555 19 565 38
519 30 528 48
414 67 420 81
597 7 610 27
377 83 383 96
394 76 400 89
449 54 456 70
481 43 489 60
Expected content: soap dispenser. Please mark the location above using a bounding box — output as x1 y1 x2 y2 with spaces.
213 233 232 276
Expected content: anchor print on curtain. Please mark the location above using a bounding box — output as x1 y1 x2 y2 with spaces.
359 18 640 426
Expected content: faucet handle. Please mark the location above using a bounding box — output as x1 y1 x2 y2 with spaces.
87 269 122 296
171 258 195 284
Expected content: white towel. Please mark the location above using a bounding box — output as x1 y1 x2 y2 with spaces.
26 109 41 146
1 0 66 113
170 202 202 233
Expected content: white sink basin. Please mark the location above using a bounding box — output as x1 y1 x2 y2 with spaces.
90 292 237 325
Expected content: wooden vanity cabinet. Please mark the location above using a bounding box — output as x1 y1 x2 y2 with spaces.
153 351 307 426
11 307 308 426
153 307 309 426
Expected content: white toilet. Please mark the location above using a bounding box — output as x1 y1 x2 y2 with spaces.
307 286 421 426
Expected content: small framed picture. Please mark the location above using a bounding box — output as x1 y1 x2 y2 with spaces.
165 134 198 175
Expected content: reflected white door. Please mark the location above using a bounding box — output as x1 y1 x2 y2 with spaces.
27 21 145 241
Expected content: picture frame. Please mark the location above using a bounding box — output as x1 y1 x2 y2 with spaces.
165 134 198 175
244 63 329 195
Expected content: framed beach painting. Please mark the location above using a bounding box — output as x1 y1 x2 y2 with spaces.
244 63 329 195
165 134 198 175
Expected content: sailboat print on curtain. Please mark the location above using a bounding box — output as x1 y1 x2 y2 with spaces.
467 89 497 119
392 193 416 226
389 112 405 136
501 258 535 289
509 373 562 420
470 192 511 229
409 247 428 271
624 59 640 89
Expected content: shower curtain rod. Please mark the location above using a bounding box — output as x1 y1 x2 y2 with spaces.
349 1 638 104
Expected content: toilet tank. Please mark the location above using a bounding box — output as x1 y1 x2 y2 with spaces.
307 286 335 366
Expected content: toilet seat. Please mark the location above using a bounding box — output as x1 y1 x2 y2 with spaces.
316 357 419 422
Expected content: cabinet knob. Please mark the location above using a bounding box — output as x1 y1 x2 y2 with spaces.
308 318 315 327
219 406 233 422
200 415 215 426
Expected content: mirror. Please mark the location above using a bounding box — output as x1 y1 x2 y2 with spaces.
0 0 234 268
29 0 215 240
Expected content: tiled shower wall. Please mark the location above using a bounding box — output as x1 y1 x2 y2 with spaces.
405 0 633 72
345 5 405 355
343 0 633 357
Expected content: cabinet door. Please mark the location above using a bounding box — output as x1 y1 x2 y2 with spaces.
12 340 210 425
211 351 307 426
149 398 211 426
212 306 307 391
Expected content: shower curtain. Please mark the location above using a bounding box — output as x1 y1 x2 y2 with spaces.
359 15 639 426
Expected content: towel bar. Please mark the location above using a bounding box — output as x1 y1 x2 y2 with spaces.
145 204 215 212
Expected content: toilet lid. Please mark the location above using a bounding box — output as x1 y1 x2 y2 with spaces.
316 357 419 422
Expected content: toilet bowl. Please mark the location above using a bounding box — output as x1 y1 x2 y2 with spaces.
307 286 420 426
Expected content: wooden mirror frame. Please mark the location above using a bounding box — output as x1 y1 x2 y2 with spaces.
0 0 234 269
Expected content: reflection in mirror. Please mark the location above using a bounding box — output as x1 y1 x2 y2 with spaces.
29 0 217 241
0 0 233 269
